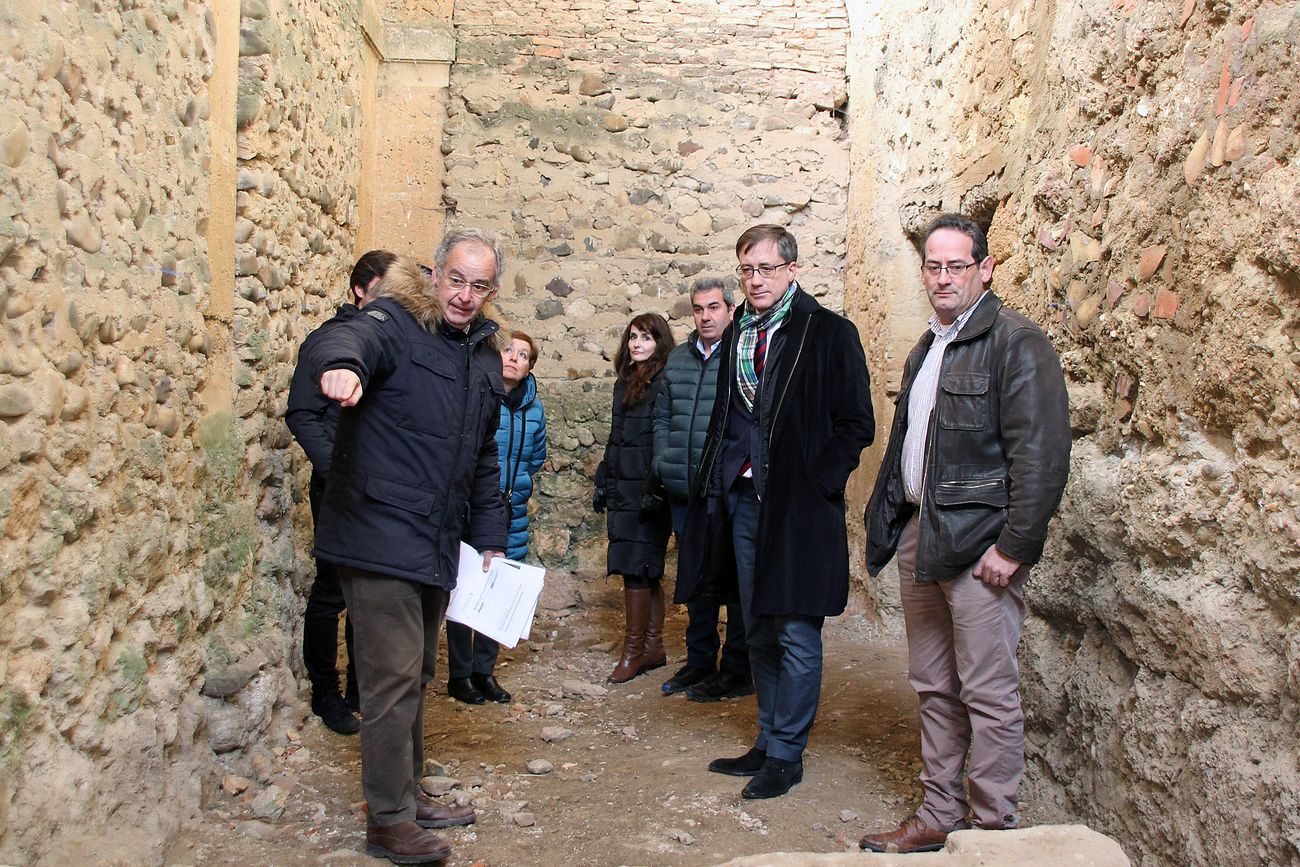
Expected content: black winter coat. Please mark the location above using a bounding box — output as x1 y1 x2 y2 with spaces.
286 302 359 495
675 289 875 617
306 258 509 588
596 373 672 579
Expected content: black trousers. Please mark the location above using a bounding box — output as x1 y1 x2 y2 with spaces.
304 478 357 700
445 620 501 679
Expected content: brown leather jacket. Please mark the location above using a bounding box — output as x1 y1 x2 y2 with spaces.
866 293 1070 582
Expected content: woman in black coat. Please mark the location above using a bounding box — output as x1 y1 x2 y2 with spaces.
594 313 675 683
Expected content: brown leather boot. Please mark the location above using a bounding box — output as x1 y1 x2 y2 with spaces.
415 792 476 829
641 583 667 672
608 587 650 683
365 819 451 864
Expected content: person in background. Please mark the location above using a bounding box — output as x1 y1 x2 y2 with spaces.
286 249 395 736
594 313 676 684
652 278 752 702
446 331 548 705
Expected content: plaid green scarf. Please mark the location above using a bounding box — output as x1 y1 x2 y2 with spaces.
736 282 798 412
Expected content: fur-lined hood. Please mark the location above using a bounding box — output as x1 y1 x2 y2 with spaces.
369 256 510 350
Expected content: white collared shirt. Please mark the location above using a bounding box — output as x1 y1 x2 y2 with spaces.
901 292 988 505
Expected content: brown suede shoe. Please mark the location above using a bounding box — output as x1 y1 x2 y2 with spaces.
365 820 451 864
859 814 963 853
415 792 477 829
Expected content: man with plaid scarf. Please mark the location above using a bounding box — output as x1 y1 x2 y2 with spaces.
676 224 875 799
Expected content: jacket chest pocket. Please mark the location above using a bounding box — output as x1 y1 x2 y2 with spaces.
937 372 989 431
404 344 458 437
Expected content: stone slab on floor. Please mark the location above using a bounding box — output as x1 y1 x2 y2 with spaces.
715 824 1129 866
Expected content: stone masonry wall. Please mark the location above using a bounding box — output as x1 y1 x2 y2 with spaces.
0 0 376 861
843 0 1299 864
445 0 853 576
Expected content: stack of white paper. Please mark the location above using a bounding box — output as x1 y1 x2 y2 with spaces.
446 542 546 648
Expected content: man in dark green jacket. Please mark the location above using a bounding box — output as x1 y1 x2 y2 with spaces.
652 278 753 701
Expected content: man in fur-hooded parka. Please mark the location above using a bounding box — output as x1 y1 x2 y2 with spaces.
306 230 509 858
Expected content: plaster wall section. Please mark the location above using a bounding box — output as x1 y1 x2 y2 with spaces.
446 0 853 573
0 0 382 859
0 2 231 861
370 48 452 258
844 1 1300 864
842 0 980 615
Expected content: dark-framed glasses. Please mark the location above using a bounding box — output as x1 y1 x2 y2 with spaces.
444 273 496 298
922 261 979 277
736 261 793 279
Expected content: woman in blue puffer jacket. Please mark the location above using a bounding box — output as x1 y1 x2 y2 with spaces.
446 331 548 705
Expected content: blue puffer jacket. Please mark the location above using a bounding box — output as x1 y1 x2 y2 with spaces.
496 374 547 560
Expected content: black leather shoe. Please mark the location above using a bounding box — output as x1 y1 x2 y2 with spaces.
708 747 766 777
447 677 485 705
661 665 713 695
311 691 360 735
687 669 755 702
470 673 511 703
741 757 803 799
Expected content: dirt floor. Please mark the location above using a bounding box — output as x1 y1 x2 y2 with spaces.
165 605 1048 866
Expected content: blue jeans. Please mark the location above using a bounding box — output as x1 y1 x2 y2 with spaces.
730 480 824 762
671 499 751 677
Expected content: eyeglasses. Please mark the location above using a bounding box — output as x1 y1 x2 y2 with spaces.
735 262 793 279
442 272 496 298
922 261 979 277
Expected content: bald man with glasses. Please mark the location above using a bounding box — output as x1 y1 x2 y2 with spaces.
307 229 510 864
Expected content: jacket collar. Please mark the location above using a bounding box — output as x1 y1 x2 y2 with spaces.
515 373 538 408
687 329 724 361
948 291 1003 344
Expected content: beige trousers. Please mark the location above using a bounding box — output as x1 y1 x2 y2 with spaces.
897 515 1027 831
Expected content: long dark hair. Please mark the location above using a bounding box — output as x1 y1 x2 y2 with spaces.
613 313 674 409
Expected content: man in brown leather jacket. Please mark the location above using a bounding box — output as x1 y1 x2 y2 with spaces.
861 214 1070 853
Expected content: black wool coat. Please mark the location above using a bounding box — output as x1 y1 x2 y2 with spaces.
596 373 672 579
675 290 875 617
286 302 360 480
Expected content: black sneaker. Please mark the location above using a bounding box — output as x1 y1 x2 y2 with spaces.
661 665 714 695
686 669 755 702
312 691 360 736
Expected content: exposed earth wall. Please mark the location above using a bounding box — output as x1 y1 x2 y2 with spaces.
843 1 1300 864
